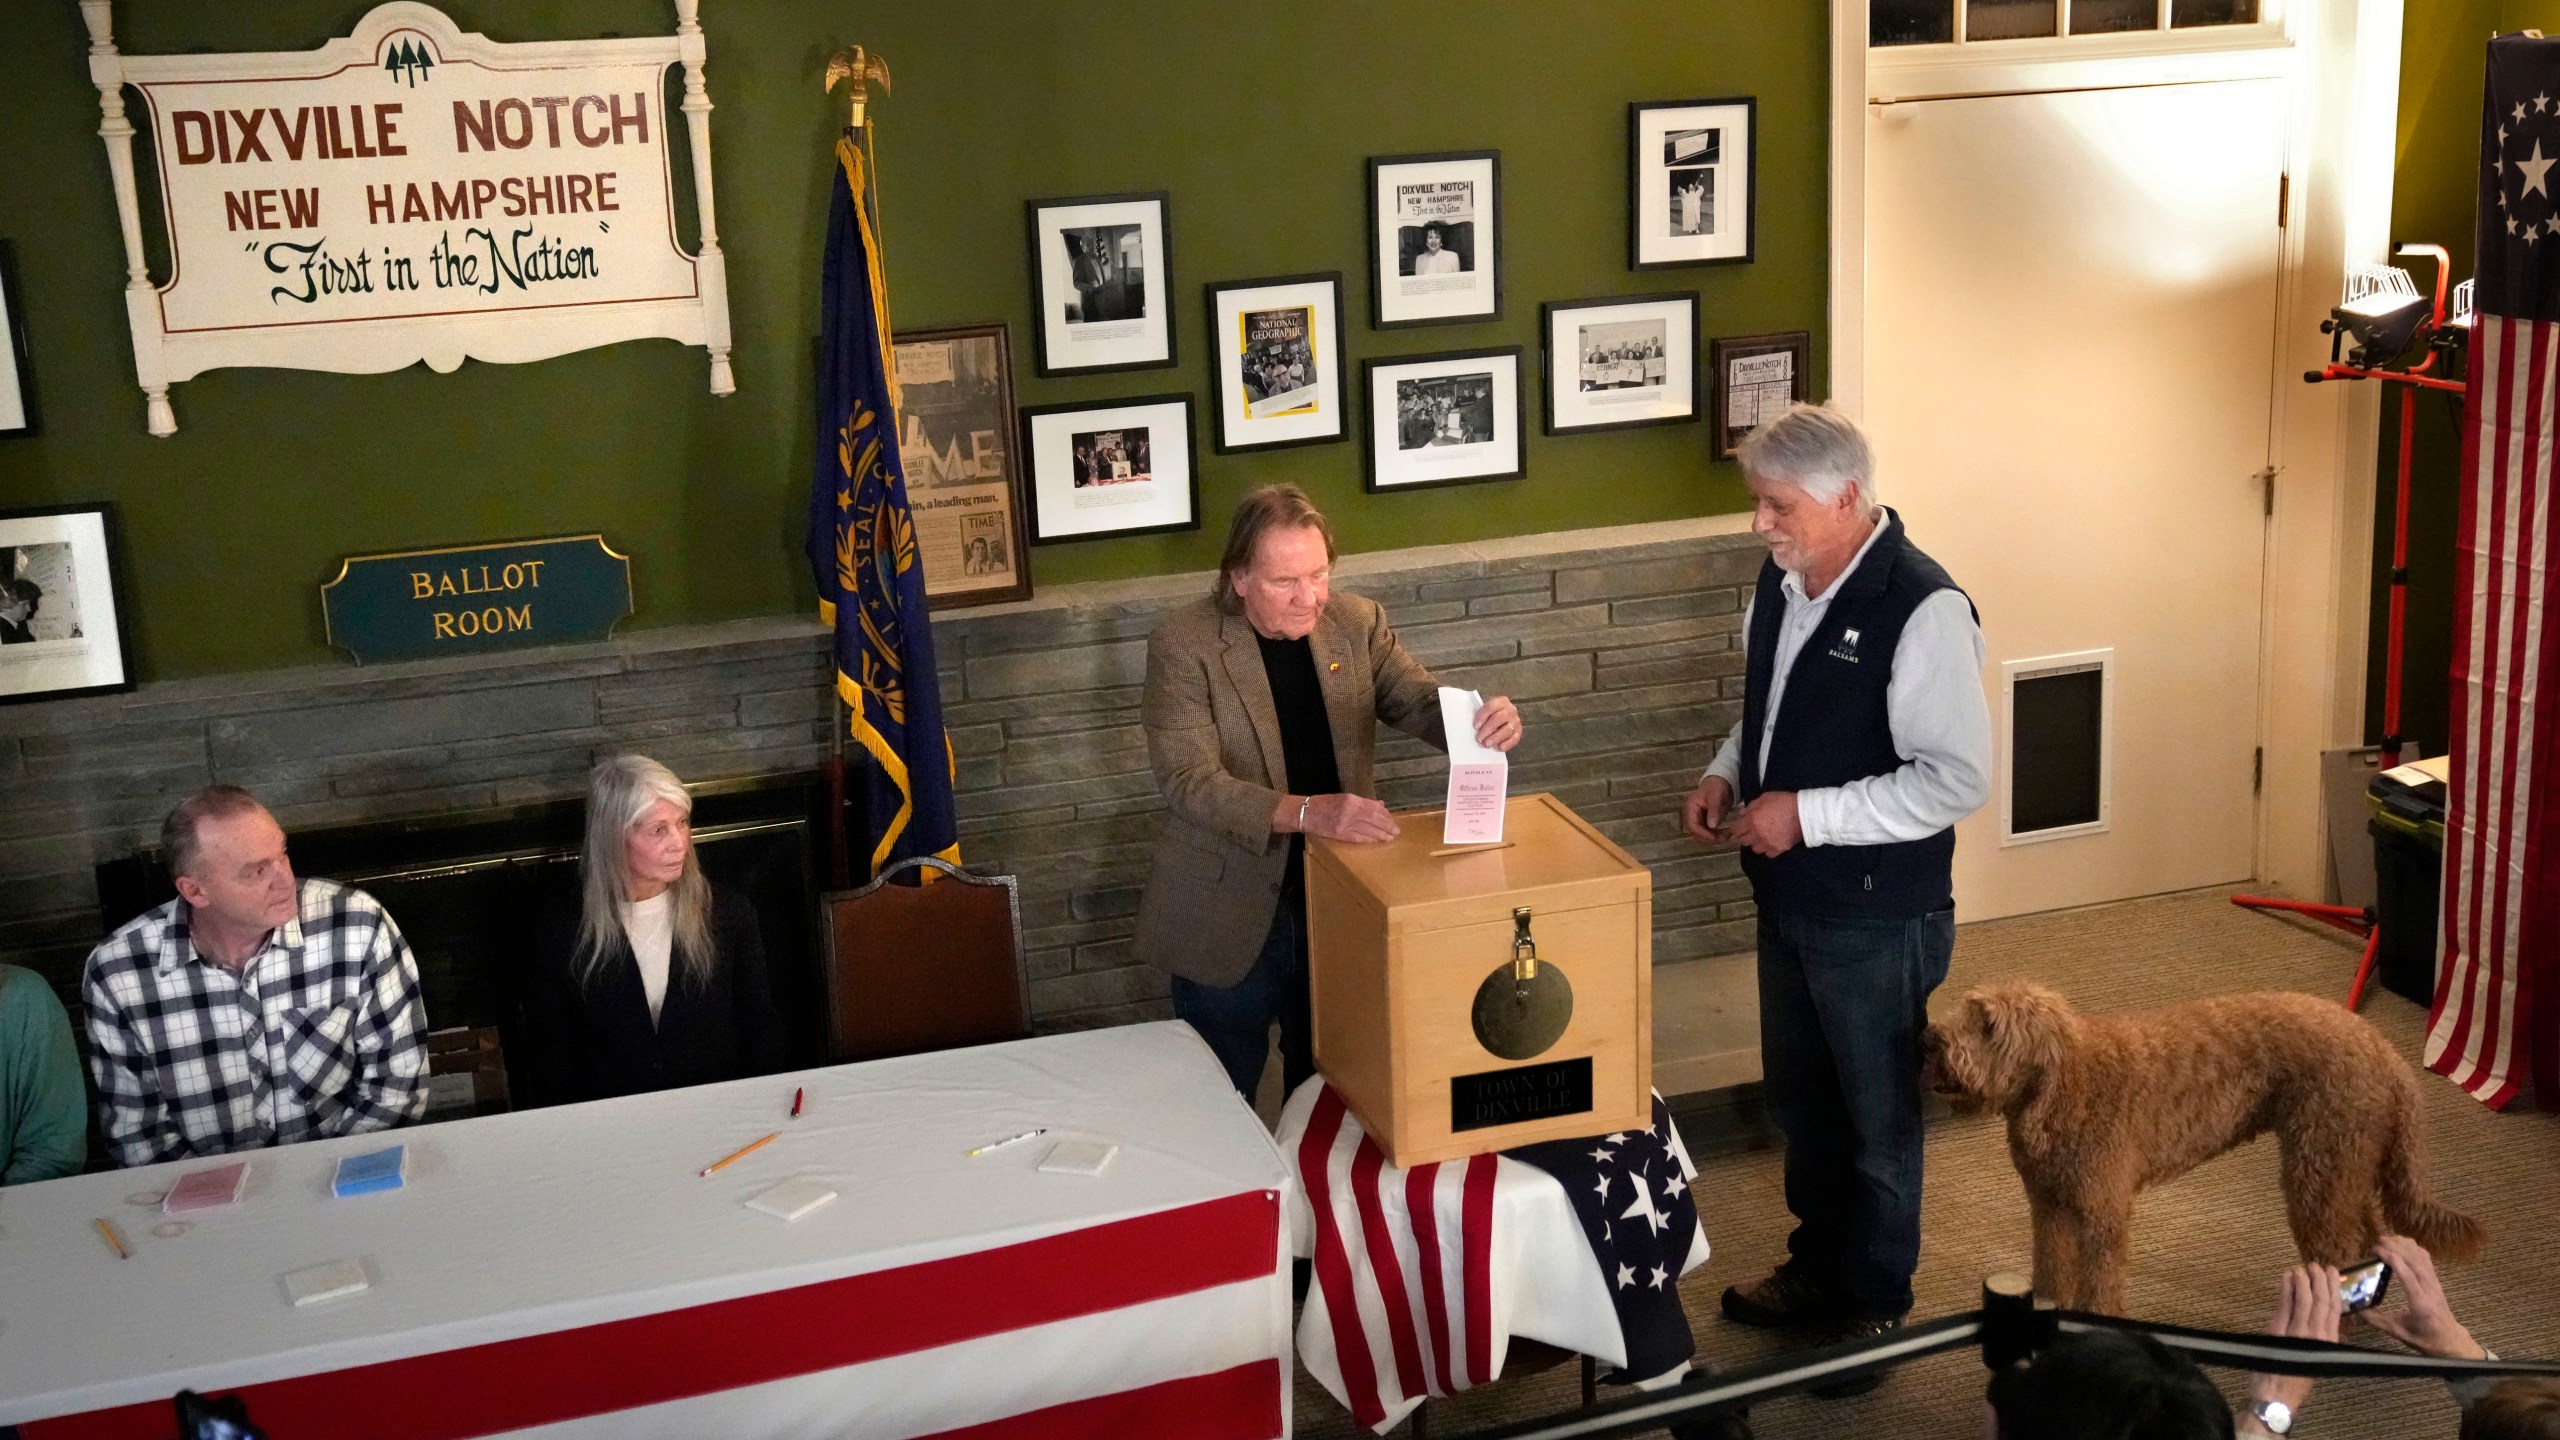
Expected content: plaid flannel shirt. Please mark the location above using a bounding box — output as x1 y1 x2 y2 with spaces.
82 878 429 1168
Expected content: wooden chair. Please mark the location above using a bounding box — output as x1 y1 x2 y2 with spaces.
819 856 1030 1062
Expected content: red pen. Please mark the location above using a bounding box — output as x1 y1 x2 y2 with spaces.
790 1087 805 1119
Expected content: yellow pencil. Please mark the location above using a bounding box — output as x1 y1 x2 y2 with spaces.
699 1131 779 1178
95 1217 133 1260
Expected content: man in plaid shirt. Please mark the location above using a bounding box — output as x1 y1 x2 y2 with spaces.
83 785 430 1167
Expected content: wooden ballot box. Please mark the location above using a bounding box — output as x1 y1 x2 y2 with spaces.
1307 792 1651 1167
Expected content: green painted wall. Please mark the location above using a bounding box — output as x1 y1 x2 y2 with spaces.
2369 1 2560 755
0 2 1828 681
2369 0 2499 757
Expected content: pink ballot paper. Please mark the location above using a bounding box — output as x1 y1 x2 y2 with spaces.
1438 686 1509 845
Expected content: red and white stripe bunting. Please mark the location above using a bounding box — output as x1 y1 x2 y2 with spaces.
21 1192 1282 1440
2426 311 2558 1108
1296 1087 1498 1431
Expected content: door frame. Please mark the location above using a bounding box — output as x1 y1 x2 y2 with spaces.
1827 0 2399 901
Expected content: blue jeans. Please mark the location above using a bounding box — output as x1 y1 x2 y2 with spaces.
1171 898 1314 1100
1756 904 1954 1319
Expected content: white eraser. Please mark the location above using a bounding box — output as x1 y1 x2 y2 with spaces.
746 1177 838 1222
1038 1140 1118 1176
284 1258 370 1307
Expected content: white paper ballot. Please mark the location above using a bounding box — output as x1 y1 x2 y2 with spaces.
1438 687 1509 845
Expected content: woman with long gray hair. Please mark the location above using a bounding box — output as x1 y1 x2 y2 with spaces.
527 755 786 1104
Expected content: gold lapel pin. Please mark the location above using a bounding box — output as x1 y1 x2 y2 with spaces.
1328 662 1341 673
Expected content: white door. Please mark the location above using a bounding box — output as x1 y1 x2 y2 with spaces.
1864 79 2286 920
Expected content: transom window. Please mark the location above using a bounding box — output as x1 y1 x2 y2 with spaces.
1874 0 2259 47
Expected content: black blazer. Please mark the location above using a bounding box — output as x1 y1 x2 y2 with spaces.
527 883 788 1106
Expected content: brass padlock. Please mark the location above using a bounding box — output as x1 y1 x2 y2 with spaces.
1512 906 1539 993
1471 905 1573 1061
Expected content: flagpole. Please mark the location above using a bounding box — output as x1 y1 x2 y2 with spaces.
821 46 891 892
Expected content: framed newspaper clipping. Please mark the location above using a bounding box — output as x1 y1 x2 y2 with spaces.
1630 98 1756 271
891 323 1032 609
1368 152 1501 328
1708 330 1810 459
1541 293 1697 435
1205 273 1348 454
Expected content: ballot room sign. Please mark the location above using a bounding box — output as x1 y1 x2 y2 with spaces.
322 533 633 663
80 0 736 435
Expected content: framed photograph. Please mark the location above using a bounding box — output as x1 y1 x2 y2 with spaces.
1019 393 1200 543
0 503 135 705
1542 293 1698 435
0 241 36 438
1205 273 1348 454
891 323 1032 608
1363 347 1525 492
1629 98 1756 270
1025 192 1175 376
1709 330 1812 459
1368 151 1501 328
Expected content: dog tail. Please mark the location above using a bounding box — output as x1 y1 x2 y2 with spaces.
2380 1078 2485 1262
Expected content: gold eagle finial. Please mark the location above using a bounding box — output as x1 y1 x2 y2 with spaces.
823 46 892 131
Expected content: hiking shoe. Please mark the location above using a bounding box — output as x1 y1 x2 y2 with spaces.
1804 1313 1906 1399
1720 1265 1851 1328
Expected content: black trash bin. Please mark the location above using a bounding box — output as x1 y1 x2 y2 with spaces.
2366 763 2447 1007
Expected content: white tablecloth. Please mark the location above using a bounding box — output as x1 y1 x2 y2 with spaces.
1278 1081 1708 1434
0 1022 1291 1440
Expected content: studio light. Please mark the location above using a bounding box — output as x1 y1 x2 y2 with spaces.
2324 264 2429 368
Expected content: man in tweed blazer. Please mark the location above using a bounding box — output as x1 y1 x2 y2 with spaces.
1136 484 1523 1099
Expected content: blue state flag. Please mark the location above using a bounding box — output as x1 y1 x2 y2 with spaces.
807 132 960 877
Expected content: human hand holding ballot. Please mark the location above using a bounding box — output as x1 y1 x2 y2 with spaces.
1439 687 1515 845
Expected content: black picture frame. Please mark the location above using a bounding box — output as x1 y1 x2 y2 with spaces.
0 501 139 705
1018 393 1202 544
1629 98 1758 272
1361 346 1527 493
1540 292 1700 436
1708 330 1813 460
0 241 37 440
1024 191 1177 377
890 322 1034 609
1367 151 1503 329
1204 272 1350 455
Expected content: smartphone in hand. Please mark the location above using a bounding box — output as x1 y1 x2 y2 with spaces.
2338 1257 2393 1313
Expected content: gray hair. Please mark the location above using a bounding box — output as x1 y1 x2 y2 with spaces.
1733 402 1880 510
574 754 714 992
161 785 269 882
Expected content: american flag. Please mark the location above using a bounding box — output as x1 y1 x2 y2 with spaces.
2425 32 2560 1109
1291 1086 1702 1433
1505 1095 1702 1383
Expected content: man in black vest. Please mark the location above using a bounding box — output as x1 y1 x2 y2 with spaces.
1680 404 1990 1393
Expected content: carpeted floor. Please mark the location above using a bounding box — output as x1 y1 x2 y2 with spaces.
1293 886 2560 1439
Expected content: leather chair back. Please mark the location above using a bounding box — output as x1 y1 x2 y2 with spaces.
820 856 1030 1062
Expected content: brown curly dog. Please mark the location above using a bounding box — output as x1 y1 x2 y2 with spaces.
1920 981 2483 1312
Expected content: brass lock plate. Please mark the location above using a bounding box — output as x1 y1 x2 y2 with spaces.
1471 961 1573 1060
1473 907 1574 1061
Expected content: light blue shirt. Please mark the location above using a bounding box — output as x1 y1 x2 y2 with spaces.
1705 509 1994 847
